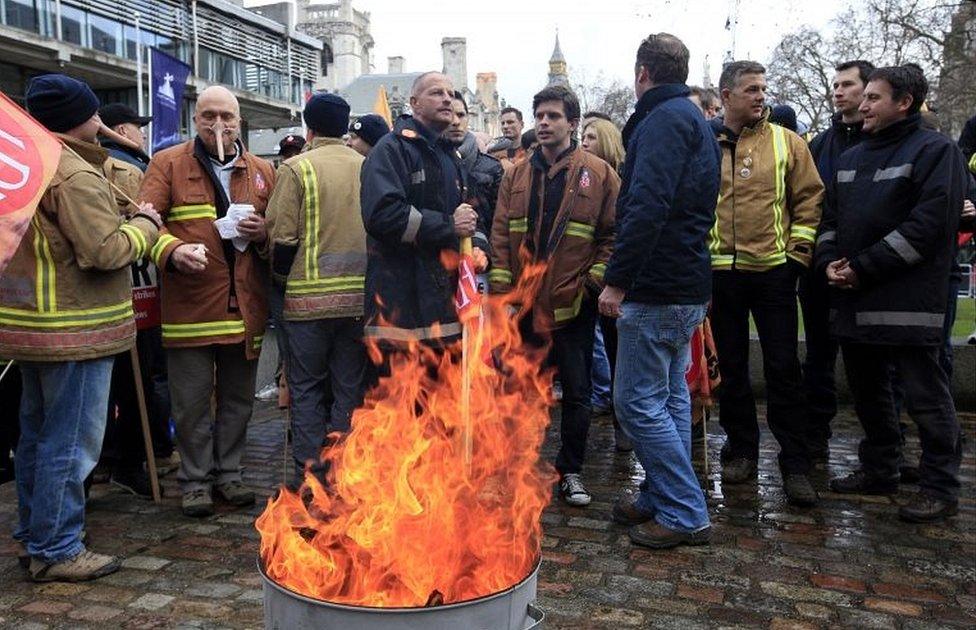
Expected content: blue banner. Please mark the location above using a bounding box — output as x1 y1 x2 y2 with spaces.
150 48 191 153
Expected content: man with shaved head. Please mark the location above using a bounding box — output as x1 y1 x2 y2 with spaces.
140 85 276 517
360 71 487 378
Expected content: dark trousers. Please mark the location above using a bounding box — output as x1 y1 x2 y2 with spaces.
798 268 840 445
103 326 173 469
284 317 366 481
522 297 597 475
711 266 810 474
842 343 961 501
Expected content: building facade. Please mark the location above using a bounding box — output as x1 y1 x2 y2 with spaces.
0 0 320 135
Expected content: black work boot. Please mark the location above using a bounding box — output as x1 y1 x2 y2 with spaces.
829 470 898 495
898 493 958 523
783 473 818 507
721 458 758 484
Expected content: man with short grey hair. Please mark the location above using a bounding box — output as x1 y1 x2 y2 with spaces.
359 72 487 379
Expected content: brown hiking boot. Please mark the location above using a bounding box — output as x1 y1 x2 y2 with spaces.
215 481 255 507
29 549 120 582
628 521 712 549
17 541 29 569
612 496 654 527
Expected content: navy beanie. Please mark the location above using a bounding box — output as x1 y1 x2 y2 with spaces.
26 74 100 133
349 114 390 147
303 93 350 137
769 104 798 133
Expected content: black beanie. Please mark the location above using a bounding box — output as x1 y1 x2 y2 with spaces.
26 74 100 133
303 93 350 137
349 114 390 147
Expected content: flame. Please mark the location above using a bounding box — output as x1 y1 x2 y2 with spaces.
256 262 557 607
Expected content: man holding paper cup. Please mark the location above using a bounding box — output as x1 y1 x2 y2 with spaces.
139 86 276 518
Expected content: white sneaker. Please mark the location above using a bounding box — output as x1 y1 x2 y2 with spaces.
968 328 976 345
559 473 591 506
254 383 277 401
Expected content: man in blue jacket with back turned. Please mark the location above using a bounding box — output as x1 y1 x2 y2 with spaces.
599 33 721 550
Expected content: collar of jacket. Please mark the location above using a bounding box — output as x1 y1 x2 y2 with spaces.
100 140 150 165
394 114 443 147
57 134 109 166
830 112 864 136
455 131 479 166
713 108 771 144
622 83 691 147
864 113 922 149
308 136 345 150
531 140 578 178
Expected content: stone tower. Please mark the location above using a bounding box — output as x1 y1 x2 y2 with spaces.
547 31 568 87
296 0 374 92
441 37 468 94
475 72 501 137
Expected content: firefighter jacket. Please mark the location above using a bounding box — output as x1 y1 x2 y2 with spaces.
138 138 275 359
489 145 618 331
0 136 160 362
708 114 824 271
265 137 366 321
814 114 968 346
360 115 487 348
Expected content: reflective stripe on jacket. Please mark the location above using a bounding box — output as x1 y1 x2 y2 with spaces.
709 115 824 271
489 147 617 330
0 136 159 361
138 139 274 358
266 137 366 321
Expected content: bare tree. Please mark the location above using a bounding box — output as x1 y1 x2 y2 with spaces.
764 0 972 135
572 69 634 128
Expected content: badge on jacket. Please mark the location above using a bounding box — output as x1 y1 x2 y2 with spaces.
255 172 267 191
579 169 591 189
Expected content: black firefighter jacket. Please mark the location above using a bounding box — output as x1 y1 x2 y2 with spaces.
360 115 488 347
814 114 969 346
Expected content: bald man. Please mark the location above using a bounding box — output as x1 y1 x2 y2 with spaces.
140 86 276 517
360 71 486 379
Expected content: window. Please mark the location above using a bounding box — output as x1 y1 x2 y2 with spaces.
321 44 332 77
60 4 85 46
89 13 121 55
123 25 156 62
3 0 38 33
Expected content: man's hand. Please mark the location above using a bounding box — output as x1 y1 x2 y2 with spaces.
471 246 488 272
135 201 161 225
453 203 477 237
826 258 858 289
237 213 267 242
172 243 208 274
963 199 975 219
598 285 626 318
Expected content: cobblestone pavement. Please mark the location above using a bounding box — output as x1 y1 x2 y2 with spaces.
0 405 973 629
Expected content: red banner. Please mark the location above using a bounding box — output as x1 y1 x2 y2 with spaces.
0 92 61 277
454 254 481 324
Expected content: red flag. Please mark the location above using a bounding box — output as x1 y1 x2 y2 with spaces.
454 254 481 324
0 92 61 277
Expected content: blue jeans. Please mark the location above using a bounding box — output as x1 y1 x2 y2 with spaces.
591 321 612 409
15 357 114 563
614 302 709 533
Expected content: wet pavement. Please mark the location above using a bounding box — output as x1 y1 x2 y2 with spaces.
0 404 973 629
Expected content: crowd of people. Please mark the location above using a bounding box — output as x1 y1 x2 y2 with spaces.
0 30 973 583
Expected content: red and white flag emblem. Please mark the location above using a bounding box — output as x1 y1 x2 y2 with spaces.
579 169 591 189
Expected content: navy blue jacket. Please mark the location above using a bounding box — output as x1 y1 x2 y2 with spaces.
604 84 721 304
814 114 968 345
360 115 485 346
809 113 865 189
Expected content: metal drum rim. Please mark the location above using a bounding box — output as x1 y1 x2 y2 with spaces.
258 556 541 614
